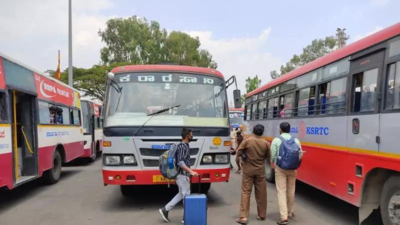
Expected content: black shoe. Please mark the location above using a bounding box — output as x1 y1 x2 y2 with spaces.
159 208 170 223
277 219 289 225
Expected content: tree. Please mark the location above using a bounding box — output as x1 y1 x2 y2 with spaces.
242 75 262 103
99 16 217 68
270 36 337 79
58 62 131 101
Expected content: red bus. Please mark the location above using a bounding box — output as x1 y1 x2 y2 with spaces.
0 53 84 190
244 22 400 225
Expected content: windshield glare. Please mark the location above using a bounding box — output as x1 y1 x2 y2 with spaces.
105 72 228 127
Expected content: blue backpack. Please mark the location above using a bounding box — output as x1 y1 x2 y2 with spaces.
276 136 301 170
159 143 179 179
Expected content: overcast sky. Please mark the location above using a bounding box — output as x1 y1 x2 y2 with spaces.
0 0 399 100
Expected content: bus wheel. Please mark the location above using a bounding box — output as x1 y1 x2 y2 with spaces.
381 175 400 225
265 162 275 183
120 185 132 197
200 183 211 194
43 150 62 185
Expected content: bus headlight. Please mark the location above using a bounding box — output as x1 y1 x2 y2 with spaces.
202 155 213 164
123 155 136 165
105 156 121 165
215 154 229 164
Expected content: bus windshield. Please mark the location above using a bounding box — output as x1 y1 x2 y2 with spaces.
105 72 228 127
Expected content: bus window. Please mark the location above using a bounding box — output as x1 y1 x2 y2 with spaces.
279 93 294 118
61 107 71 125
38 101 50 124
251 103 258 120
297 87 316 116
70 109 81 125
318 78 347 115
245 106 250 120
258 101 267 119
0 93 6 122
267 97 278 118
353 68 378 112
389 39 400 58
386 62 400 109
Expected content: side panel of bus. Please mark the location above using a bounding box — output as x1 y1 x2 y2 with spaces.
0 126 13 189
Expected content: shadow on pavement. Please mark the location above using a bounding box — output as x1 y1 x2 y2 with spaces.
63 155 102 167
102 184 226 213
294 181 383 225
0 170 80 214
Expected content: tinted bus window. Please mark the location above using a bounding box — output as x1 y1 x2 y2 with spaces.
267 97 278 118
251 103 258 120
386 62 400 109
321 58 350 81
258 101 267 119
353 69 378 112
389 39 400 57
0 93 6 122
61 107 71 125
2 58 36 93
297 87 316 116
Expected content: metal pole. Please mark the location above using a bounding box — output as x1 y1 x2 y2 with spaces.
68 0 73 86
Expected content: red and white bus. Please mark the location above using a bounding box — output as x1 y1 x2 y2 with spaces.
102 65 241 195
0 53 84 190
244 22 400 225
80 98 103 162
229 107 244 129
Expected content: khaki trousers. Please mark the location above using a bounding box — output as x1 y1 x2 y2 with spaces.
240 172 267 218
275 166 297 220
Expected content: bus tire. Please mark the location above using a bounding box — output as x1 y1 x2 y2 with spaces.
120 185 132 197
191 183 211 194
381 175 400 225
265 162 275 183
43 150 62 185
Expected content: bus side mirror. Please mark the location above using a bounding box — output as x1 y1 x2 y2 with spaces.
107 72 115 80
233 89 241 108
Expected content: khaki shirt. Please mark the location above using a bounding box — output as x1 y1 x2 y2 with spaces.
237 135 271 175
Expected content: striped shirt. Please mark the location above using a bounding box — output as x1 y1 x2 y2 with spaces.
175 142 191 177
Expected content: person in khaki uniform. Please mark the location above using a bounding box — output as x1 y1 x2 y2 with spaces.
235 124 271 224
271 122 303 225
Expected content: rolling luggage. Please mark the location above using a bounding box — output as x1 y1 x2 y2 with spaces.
184 175 207 225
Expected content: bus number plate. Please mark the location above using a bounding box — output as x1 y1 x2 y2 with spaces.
153 175 173 183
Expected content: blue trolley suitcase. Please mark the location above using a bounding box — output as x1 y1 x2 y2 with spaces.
184 176 207 225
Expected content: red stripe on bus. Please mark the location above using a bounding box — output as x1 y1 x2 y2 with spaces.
0 152 13 189
111 65 224 78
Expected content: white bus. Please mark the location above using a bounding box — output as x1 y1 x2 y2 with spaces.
101 65 241 195
0 52 84 190
80 99 103 162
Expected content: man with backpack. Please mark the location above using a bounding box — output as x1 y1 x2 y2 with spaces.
159 128 198 223
271 122 303 225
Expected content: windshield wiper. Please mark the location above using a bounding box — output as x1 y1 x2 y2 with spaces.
133 105 181 136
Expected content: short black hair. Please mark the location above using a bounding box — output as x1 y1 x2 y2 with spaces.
181 128 192 139
253 124 264 136
280 122 291 133
236 131 242 136
235 128 239 131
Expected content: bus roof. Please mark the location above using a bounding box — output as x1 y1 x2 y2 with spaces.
0 52 80 93
247 22 400 98
111 65 224 78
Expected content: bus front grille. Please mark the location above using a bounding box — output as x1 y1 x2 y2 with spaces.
143 159 196 167
139 148 199 157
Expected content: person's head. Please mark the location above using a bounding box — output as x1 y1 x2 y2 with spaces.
236 131 242 136
181 128 193 142
235 128 239 131
253 124 264 136
280 122 291 134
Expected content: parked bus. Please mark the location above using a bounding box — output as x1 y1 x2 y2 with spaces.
229 107 244 129
244 22 400 225
80 99 103 162
0 53 84 190
102 65 241 195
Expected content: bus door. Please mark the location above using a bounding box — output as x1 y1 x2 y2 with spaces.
346 50 384 197
11 90 38 184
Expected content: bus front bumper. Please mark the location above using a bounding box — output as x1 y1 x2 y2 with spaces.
102 168 230 185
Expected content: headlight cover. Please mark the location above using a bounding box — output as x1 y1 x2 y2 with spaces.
123 155 136 164
202 155 213 164
215 154 229 164
105 156 121 165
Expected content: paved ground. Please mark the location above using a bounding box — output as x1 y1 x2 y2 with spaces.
0 157 383 225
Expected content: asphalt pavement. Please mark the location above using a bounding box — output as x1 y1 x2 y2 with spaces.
0 157 383 225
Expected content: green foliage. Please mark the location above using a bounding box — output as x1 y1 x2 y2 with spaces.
242 75 262 103
98 16 217 68
271 36 337 79
59 62 131 101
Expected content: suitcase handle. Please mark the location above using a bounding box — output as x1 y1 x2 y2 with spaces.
190 174 202 193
